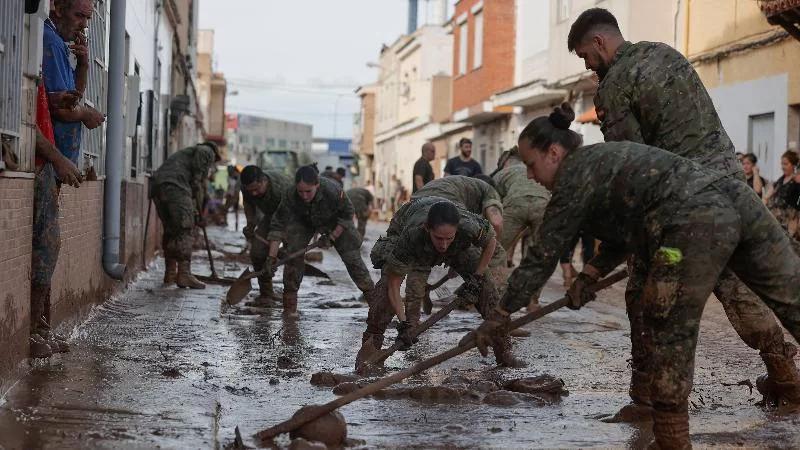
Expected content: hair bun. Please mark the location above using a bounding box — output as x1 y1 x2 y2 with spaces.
549 102 575 130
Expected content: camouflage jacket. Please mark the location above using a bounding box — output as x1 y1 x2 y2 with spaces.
375 196 495 277
595 41 740 178
321 170 343 187
242 169 293 232
410 175 503 216
153 143 217 211
268 177 355 241
492 164 551 205
502 142 724 313
347 187 374 214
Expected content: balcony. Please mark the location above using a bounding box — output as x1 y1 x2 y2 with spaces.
759 0 800 41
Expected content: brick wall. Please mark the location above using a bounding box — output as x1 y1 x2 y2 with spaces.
49 181 116 328
0 177 34 394
452 0 516 112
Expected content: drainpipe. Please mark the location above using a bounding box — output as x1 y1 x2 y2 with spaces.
102 0 127 280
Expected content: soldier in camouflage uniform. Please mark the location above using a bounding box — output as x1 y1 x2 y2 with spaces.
239 165 293 304
406 175 505 325
492 147 551 310
346 187 374 242
567 7 800 422
472 108 800 449
152 142 220 289
356 196 521 373
267 166 374 319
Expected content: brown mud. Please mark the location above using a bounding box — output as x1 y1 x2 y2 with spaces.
0 217 798 449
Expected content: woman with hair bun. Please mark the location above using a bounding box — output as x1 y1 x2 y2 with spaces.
469 103 800 448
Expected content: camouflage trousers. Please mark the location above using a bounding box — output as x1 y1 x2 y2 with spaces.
249 216 273 292
634 182 800 415
354 210 370 243
152 184 196 261
31 163 61 332
281 221 374 296
365 244 507 337
499 197 548 253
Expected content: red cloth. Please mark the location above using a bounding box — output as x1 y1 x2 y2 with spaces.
35 79 56 166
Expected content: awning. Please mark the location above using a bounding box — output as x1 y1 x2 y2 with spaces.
576 107 599 125
759 0 800 42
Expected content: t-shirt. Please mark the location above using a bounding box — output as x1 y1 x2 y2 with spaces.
42 20 82 166
745 174 767 198
444 156 482 177
411 157 434 193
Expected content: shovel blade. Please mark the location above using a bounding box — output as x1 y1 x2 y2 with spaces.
226 268 254 306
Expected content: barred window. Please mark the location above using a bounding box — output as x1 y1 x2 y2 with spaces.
82 0 108 176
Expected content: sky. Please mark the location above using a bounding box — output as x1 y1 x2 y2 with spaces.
198 0 455 140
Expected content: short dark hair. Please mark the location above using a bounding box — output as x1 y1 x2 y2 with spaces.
336 167 346 177
295 165 320 184
742 153 758 165
567 8 621 52
459 138 472 147
240 165 264 186
474 174 496 188
324 166 333 171
426 201 460 229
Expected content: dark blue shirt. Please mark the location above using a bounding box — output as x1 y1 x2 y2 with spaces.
42 20 82 165
443 156 482 177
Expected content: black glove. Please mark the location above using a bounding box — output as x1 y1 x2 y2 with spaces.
317 233 335 249
458 274 486 304
395 320 417 351
566 273 598 310
243 225 255 240
462 307 510 357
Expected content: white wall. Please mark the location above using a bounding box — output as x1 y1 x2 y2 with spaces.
515 0 550 85
709 74 789 181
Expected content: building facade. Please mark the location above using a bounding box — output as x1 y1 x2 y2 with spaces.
225 113 313 168
373 24 454 205
690 0 800 181
352 84 377 184
197 29 228 160
0 0 205 392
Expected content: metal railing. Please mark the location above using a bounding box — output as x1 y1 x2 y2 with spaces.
0 2 24 171
83 0 108 176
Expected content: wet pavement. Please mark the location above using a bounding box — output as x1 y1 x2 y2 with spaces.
2 216 799 449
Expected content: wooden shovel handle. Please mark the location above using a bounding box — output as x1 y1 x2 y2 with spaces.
253 270 627 443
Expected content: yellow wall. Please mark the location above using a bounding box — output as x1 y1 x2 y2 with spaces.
687 0 775 56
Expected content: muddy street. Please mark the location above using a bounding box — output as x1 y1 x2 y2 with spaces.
1 219 799 449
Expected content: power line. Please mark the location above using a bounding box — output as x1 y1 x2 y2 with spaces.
228 105 358 118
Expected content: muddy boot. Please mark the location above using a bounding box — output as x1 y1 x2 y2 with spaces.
247 278 280 307
649 409 691 450
495 338 527 368
355 332 385 375
176 260 206 289
394 321 417 351
282 292 299 320
29 333 53 359
757 342 800 410
163 258 178 285
602 369 654 423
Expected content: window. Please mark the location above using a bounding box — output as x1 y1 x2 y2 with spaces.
473 12 483 69
253 135 263 147
266 138 276 149
278 139 287 149
557 0 570 22
458 22 468 75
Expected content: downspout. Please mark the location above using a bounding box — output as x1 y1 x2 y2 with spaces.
103 0 127 279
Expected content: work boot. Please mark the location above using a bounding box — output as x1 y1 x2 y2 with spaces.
247 278 280 307
176 261 206 289
163 258 178 284
495 338 527 368
649 409 691 450
757 342 800 410
282 292 299 319
29 333 53 359
355 332 385 375
602 369 654 423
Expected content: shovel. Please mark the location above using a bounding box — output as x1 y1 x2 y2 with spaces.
226 241 323 306
253 270 628 444
252 234 331 280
